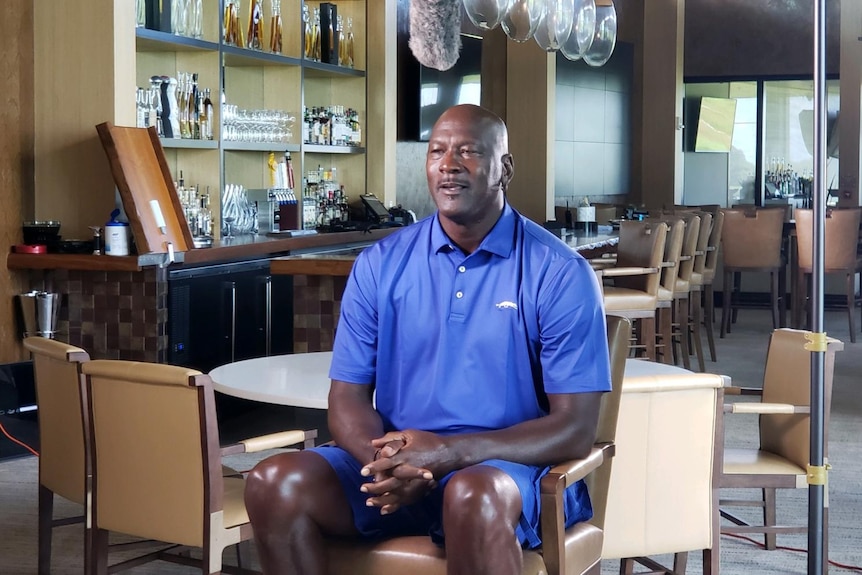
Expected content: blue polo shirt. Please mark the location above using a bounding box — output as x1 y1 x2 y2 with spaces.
330 203 611 434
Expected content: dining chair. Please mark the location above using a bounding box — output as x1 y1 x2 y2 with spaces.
720 207 787 337
321 316 632 575
720 328 843 553
82 359 317 574
671 212 702 371
597 221 668 360
601 363 726 575
23 337 91 575
794 207 862 343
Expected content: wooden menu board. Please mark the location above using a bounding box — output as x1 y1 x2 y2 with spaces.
96 123 194 254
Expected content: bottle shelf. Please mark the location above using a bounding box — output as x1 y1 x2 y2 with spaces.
304 145 365 154
136 28 219 52
160 138 219 149
222 45 303 67
302 60 366 78
223 141 302 152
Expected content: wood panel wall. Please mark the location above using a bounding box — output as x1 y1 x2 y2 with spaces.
0 0 34 362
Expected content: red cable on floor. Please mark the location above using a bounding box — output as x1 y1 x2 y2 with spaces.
722 532 862 572
0 420 39 457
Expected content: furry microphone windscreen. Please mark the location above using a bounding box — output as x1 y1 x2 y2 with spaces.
409 0 463 71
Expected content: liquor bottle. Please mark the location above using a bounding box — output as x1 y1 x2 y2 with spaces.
311 8 321 61
247 0 264 50
302 3 311 58
269 0 283 54
337 15 346 66
178 73 192 139
346 17 355 68
201 88 214 140
189 73 200 139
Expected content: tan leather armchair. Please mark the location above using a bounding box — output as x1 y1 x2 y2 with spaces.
720 328 843 552
81 360 316 574
794 207 862 343
321 316 633 575
602 362 726 575
23 337 91 575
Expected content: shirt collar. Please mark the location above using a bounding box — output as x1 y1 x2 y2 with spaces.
431 203 516 258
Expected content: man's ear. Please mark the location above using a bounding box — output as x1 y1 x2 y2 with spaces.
501 154 515 190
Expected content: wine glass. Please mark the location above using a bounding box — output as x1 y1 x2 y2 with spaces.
223 216 236 238
464 0 512 30
560 0 596 61
501 0 545 43
533 0 575 52
584 1 617 67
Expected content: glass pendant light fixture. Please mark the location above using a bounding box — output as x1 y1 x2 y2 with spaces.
533 0 575 52
501 0 545 43
464 0 512 30
560 0 596 61
583 0 617 67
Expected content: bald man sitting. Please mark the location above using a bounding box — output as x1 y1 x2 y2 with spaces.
244 105 611 575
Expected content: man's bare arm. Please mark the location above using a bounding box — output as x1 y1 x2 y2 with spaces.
327 379 385 465
363 392 604 479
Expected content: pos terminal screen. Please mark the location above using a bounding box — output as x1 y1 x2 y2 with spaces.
361 194 391 222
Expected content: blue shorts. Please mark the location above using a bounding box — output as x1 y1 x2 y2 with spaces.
309 444 593 549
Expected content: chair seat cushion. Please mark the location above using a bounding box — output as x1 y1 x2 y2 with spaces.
657 286 673 302
690 272 704 287
603 287 657 312
223 477 250 528
324 523 603 575
723 448 806 479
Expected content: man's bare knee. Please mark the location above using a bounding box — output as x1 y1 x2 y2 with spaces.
442 466 521 530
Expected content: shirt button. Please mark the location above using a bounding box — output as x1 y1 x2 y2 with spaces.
456 291 464 299
458 266 466 273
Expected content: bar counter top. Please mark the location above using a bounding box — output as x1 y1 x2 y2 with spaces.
6 228 399 271
271 231 620 277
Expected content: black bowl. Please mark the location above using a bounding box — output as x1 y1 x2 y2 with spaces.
23 221 61 246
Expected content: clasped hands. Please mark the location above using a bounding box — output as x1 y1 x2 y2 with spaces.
359 429 449 515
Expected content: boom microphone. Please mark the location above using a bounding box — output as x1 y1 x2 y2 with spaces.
409 0 463 71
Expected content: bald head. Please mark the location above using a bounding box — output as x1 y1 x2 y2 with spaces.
433 105 509 155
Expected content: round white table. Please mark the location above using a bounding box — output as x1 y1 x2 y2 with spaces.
209 353 708 409
210 352 334 409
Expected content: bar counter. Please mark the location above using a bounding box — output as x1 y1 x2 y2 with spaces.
6 229 398 365
6 229 398 271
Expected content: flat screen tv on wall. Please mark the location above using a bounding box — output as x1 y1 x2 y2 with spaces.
399 34 482 142
693 97 737 152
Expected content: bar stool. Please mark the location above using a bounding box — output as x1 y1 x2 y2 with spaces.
597 221 668 360
685 211 712 372
720 207 786 338
794 207 862 343
654 218 685 365
697 209 724 361
670 213 701 370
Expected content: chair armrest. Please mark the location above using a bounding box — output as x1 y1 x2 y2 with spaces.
679 255 693 262
538 443 614 575
597 266 659 278
589 258 618 270
706 246 717 252
660 261 676 268
724 402 810 415
541 443 615 492
724 386 763 396
220 428 318 456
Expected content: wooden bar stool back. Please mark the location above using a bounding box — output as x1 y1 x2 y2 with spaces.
720 208 786 337
794 207 862 343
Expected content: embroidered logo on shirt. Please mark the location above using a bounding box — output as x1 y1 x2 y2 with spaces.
495 301 518 310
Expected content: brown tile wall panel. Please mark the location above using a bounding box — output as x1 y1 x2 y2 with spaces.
25 267 169 362
293 275 347 353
